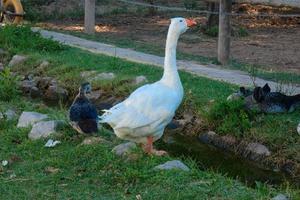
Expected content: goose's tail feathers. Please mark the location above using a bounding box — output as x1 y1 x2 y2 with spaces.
98 109 112 123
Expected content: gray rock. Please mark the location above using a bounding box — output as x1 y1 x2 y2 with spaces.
92 72 115 81
227 92 242 101
112 142 136 156
297 122 300 135
154 160 190 171
245 142 271 157
30 86 41 98
0 109 16 121
36 77 52 89
0 48 7 56
28 120 62 140
20 80 37 94
80 70 97 78
17 111 48 128
39 60 50 68
272 194 290 200
8 55 27 67
134 75 148 85
44 85 68 102
0 63 4 72
4 109 17 120
86 90 101 101
81 136 106 145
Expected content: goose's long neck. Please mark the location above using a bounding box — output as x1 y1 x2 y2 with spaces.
161 27 181 87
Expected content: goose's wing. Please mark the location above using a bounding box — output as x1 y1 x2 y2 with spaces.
100 83 177 130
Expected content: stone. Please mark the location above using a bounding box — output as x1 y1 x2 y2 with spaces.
272 194 290 200
86 90 101 101
39 60 50 68
0 48 7 56
0 63 4 72
227 92 242 101
28 120 62 140
36 77 53 90
44 85 68 102
245 142 271 158
91 72 115 81
154 160 190 171
8 55 27 67
112 142 136 156
134 75 148 85
80 70 97 78
4 109 17 120
17 111 48 128
297 122 300 135
81 136 106 145
30 86 42 98
198 131 217 143
20 80 36 94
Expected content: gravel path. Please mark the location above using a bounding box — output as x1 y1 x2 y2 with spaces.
34 28 300 94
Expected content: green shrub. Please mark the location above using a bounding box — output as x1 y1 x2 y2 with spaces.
205 26 219 37
0 25 65 53
184 0 198 10
208 100 253 137
233 27 249 37
0 69 20 101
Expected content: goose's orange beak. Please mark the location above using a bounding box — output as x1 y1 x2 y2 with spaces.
185 19 197 27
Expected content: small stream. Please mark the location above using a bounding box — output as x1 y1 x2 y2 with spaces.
160 133 297 187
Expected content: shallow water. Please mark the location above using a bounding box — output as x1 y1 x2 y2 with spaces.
160 133 297 187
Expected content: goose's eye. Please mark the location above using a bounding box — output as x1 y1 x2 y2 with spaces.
179 20 183 22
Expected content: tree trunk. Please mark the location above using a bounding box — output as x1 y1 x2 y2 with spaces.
218 0 232 65
84 0 95 34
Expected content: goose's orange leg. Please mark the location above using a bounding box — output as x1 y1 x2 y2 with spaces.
142 136 168 156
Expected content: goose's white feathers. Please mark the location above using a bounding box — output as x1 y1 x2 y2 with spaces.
100 81 183 143
99 17 194 145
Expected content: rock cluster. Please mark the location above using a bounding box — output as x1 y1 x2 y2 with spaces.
199 131 271 161
17 111 63 140
20 75 68 103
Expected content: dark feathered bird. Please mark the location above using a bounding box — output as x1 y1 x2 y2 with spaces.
69 82 98 134
253 84 300 113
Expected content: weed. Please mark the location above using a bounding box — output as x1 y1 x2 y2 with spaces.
0 25 65 53
208 100 254 137
0 68 20 101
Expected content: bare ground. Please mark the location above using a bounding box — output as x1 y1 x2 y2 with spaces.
38 3 300 73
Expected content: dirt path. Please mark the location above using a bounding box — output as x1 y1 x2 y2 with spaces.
34 28 300 94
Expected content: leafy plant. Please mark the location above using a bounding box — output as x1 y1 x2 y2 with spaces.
205 25 219 37
0 69 20 101
208 100 253 137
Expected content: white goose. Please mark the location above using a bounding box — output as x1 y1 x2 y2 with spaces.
100 17 197 156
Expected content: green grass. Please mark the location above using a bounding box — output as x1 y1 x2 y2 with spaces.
0 99 284 199
47 28 300 85
0 25 300 198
